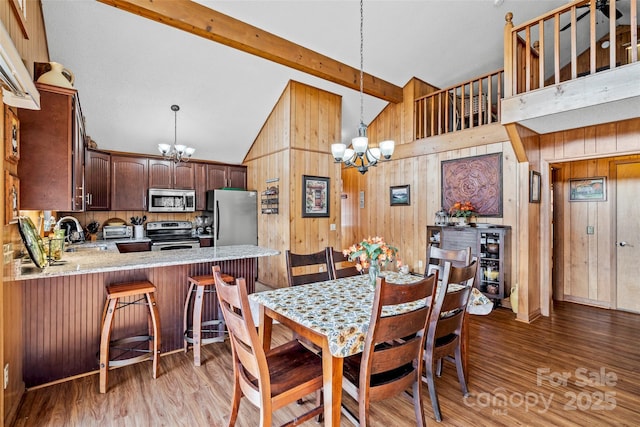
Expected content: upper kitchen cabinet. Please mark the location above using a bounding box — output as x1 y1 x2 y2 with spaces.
111 155 148 210
194 163 207 210
207 164 247 190
85 150 110 210
18 83 86 211
149 159 195 189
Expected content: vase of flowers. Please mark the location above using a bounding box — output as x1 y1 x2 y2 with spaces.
343 236 401 288
449 201 475 226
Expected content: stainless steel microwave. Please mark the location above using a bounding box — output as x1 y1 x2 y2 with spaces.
148 188 196 212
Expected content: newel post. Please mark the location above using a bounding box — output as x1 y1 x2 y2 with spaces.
503 12 514 98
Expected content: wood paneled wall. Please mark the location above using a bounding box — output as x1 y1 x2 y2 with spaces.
1 2 50 424
245 81 342 287
542 119 640 311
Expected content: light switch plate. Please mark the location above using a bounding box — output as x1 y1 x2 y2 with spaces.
587 226 594 235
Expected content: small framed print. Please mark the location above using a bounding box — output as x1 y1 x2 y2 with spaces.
529 171 541 203
5 171 20 224
302 175 330 217
5 107 20 163
390 185 410 206
569 177 606 202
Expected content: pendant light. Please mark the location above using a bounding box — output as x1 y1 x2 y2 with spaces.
331 0 394 175
158 104 195 163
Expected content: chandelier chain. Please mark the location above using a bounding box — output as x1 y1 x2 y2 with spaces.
359 0 364 124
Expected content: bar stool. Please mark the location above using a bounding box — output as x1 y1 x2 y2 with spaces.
183 272 234 366
99 280 161 393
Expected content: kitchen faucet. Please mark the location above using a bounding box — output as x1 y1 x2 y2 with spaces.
55 216 85 243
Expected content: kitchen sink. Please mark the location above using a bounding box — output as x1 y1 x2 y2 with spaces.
65 244 110 253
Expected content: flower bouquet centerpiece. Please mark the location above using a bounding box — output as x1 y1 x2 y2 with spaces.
343 236 401 288
449 201 476 226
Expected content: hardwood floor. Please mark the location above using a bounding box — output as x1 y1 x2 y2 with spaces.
12 301 640 426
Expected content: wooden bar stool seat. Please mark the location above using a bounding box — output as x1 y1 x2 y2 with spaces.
183 272 234 366
99 280 161 394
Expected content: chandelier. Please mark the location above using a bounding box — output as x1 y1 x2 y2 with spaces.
158 104 195 163
331 0 394 175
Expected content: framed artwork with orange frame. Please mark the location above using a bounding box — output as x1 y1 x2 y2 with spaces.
5 106 20 163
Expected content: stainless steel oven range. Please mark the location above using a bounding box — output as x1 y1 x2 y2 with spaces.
146 221 200 251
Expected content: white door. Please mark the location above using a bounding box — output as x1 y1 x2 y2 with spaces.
616 162 640 313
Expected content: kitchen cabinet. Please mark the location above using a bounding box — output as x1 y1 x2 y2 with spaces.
148 159 195 189
18 83 86 211
194 162 207 210
206 164 247 190
111 155 148 210
427 225 511 301
85 150 110 210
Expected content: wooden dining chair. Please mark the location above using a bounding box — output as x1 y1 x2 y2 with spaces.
424 244 472 277
285 249 332 286
327 246 362 279
341 272 438 427
212 266 324 427
422 260 477 422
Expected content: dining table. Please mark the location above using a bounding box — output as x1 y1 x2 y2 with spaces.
249 271 491 426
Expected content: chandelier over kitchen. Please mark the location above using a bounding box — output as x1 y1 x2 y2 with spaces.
331 0 394 175
158 104 195 163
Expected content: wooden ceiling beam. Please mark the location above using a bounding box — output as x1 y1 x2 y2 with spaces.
98 0 404 103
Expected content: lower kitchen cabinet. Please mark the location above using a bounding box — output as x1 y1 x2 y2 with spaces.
111 155 148 210
427 225 511 301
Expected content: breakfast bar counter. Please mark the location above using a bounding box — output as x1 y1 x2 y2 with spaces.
18 244 279 279
18 245 279 387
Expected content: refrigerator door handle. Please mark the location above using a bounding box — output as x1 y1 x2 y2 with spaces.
216 200 220 240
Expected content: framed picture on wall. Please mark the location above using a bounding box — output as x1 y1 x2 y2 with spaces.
529 171 541 203
5 106 20 163
569 177 606 201
5 171 20 224
302 175 330 217
390 185 410 206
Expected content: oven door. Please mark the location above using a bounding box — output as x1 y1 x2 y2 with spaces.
151 240 200 251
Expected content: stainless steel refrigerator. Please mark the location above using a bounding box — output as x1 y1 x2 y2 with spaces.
206 189 258 246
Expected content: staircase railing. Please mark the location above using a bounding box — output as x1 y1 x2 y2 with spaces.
504 0 638 97
413 69 503 140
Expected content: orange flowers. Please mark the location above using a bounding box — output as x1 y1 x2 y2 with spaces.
343 236 401 271
449 201 476 218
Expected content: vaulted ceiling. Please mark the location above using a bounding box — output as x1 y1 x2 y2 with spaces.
40 0 572 164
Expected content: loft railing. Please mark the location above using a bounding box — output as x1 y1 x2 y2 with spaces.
413 69 503 140
504 0 639 97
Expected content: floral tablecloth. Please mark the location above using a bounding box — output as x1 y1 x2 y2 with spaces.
249 272 493 358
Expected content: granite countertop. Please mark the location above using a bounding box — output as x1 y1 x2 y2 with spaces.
18 244 279 280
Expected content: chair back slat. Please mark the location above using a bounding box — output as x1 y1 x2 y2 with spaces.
425 244 471 276
328 247 362 279
286 249 332 286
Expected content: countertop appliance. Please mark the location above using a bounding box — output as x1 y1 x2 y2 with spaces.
146 220 200 251
103 225 133 240
148 188 196 213
206 189 258 247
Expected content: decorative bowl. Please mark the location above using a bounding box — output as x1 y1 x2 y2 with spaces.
487 284 499 294
486 243 499 254
484 270 499 281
